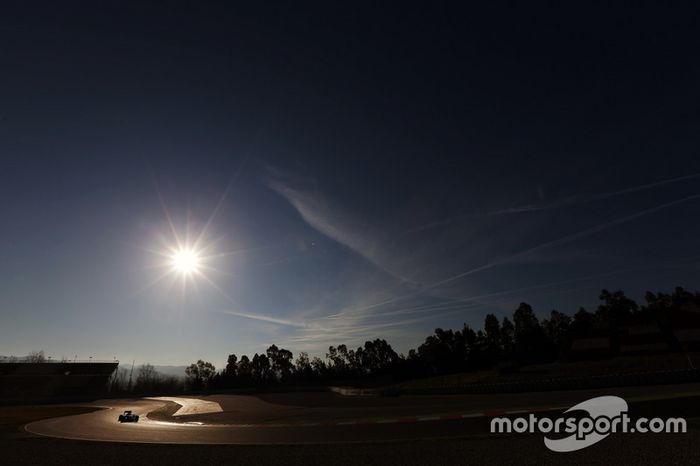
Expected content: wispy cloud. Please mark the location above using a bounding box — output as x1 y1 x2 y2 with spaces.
265 176 419 285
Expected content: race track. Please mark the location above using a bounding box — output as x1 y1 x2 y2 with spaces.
24 384 700 445
24 397 497 444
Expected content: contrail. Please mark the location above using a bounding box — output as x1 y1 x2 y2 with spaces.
351 193 700 315
418 266 654 311
341 266 641 322
212 309 309 328
489 171 700 216
429 193 700 288
409 172 700 232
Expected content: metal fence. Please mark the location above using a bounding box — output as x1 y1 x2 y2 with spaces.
0 357 118 363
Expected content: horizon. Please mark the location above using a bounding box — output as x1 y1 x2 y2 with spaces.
2 284 697 370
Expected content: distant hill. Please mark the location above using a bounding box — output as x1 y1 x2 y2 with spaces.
152 365 187 379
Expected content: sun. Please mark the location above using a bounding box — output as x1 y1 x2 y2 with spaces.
145 186 238 298
171 248 200 275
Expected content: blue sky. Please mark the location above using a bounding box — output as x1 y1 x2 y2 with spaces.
1 2 700 368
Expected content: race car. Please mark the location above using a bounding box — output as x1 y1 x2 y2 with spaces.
118 410 139 423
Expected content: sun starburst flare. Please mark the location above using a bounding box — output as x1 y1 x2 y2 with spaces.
138 175 257 310
170 248 200 275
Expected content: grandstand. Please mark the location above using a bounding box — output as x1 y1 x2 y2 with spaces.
0 359 118 403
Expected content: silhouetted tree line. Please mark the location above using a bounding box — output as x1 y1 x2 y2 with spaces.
108 286 700 392
203 287 700 389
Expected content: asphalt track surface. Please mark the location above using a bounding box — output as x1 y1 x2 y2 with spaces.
25 398 499 444
24 383 700 445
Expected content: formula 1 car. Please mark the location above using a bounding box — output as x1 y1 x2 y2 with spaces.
118 410 139 423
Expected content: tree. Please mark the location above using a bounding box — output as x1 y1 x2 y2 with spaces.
671 286 696 309
109 367 129 392
501 317 515 357
185 360 216 390
512 302 549 363
598 290 638 321
336 345 351 374
462 325 479 369
135 364 158 391
236 355 253 386
418 327 469 373
543 310 571 344
217 354 239 388
597 290 638 354
359 339 399 375
513 302 539 337
251 353 272 384
294 351 316 382
417 332 449 373
326 346 345 376
27 350 46 363
347 347 362 374
266 345 294 382
570 307 594 336
225 354 238 376
645 291 681 352
132 364 182 393
310 356 327 377
483 314 502 363
542 310 572 358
